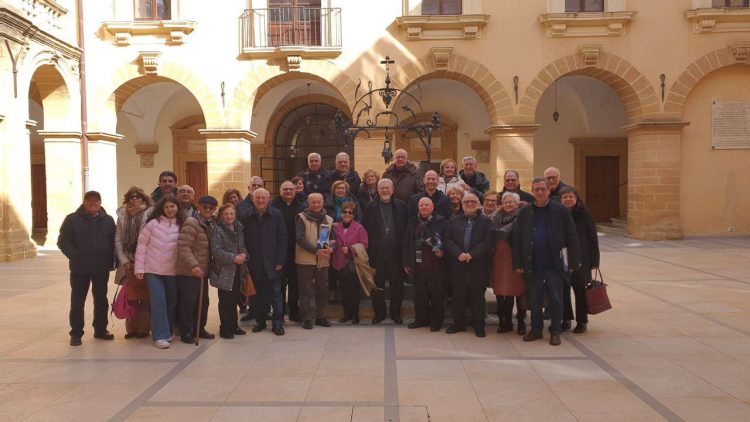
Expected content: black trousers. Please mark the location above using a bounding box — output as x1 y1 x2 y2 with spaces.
450 264 486 329
529 270 564 335
496 295 526 329
563 269 590 323
334 268 361 318
414 267 444 328
69 272 110 338
253 267 284 326
372 256 404 320
218 269 241 332
176 275 208 336
281 264 299 318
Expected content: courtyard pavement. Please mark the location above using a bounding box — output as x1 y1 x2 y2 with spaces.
1 233 750 421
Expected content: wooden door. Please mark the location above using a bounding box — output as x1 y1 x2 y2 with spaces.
185 161 208 200
268 0 321 46
585 156 620 223
31 163 47 229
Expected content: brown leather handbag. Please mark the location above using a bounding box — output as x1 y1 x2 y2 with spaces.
586 268 612 315
240 265 256 298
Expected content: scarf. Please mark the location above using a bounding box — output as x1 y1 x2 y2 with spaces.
416 216 442 251
122 204 147 259
334 196 347 221
302 208 327 223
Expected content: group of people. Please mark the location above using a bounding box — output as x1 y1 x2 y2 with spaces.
58 149 600 349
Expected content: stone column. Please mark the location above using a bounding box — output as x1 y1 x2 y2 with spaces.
87 132 124 214
200 129 256 199
38 131 83 239
624 120 689 240
485 124 540 192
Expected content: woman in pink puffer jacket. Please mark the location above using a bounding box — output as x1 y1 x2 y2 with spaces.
135 195 186 349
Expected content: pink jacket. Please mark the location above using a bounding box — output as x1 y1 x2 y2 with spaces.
331 221 368 271
134 217 180 276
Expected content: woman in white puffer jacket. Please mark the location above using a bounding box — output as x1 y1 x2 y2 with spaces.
135 195 186 349
437 158 468 194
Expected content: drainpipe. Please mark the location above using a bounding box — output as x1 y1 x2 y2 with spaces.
76 0 90 191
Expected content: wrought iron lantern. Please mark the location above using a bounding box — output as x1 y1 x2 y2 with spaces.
334 56 441 165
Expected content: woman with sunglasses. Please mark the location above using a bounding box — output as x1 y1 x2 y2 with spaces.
114 186 153 339
331 202 368 324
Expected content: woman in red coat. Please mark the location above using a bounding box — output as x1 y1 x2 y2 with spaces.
490 192 527 335
331 202 369 324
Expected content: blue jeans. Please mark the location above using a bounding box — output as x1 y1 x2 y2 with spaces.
146 274 177 341
529 270 564 335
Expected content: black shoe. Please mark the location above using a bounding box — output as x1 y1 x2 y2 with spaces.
233 327 247 335
408 322 428 329
93 331 115 340
475 327 486 338
550 334 561 346
302 320 314 330
199 330 215 339
445 325 466 334
252 324 267 333
220 330 235 339
240 313 254 322
315 318 331 327
371 318 384 325
70 336 82 346
180 334 195 344
517 321 527 336
561 321 572 332
523 331 543 342
392 317 403 325
573 322 587 334
429 326 441 332
289 313 301 323
272 325 285 336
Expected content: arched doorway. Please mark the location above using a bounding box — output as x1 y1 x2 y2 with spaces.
269 102 349 192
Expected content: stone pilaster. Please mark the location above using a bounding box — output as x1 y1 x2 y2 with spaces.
38 131 83 240
86 132 124 214
485 124 541 191
624 120 689 240
199 129 256 200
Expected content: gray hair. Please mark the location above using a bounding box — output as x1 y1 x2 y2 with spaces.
308 152 321 161
501 191 520 203
462 156 477 164
377 178 394 188
336 152 350 161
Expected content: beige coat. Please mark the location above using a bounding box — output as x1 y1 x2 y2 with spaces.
295 213 333 267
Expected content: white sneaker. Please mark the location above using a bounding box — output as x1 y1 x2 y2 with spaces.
167 335 174 343
154 339 170 349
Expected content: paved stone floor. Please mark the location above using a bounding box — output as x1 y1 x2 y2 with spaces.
1 233 750 421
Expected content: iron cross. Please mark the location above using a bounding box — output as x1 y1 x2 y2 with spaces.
380 56 395 73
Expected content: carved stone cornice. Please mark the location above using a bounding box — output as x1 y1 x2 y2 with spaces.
538 11 637 37
0 7 80 60
102 20 197 46
685 8 750 34
396 14 490 40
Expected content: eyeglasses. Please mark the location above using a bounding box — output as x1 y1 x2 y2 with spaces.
532 187 549 192
341 210 354 215
463 200 479 204
484 199 497 203
545 176 559 181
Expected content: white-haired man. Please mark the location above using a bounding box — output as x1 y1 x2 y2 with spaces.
297 152 332 196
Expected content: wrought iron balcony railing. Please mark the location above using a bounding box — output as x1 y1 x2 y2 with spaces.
240 7 342 50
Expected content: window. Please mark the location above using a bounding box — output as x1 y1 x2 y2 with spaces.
135 0 170 20
712 0 750 7
565 0 604 12
422 0 462 15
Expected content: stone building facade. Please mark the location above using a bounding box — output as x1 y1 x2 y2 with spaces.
1 0 749 262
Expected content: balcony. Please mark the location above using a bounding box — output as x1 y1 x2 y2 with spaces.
239 6 342 63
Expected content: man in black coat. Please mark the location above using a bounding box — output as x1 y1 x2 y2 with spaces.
363 178 407 324
501 170 534 206
241 188 287 335
406 170 452 221
236 176 264 221
544 167 570 203
329 152 361 195
459 156 490 200
444 193 493 337
271 180 305 322
57 191 116 346
512 177 581 346
297 152 332 196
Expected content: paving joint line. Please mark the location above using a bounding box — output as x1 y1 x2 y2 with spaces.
143 400 385 408
396 356 588 361
565 334 685 422
384 325 400 422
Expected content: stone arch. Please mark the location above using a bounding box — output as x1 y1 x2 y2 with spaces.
20 49 80 129
263 94 351 147
519 52 660 124
88 59 222 132
664 47 749 116
228 61 358 129
390 53 513 125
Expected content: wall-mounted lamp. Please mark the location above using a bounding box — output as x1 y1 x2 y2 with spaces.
382 133 393 164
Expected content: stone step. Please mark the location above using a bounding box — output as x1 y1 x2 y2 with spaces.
610 217 628 229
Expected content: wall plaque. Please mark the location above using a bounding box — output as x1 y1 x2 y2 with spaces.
711 101 750 150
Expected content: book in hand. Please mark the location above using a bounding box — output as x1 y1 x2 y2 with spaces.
317 224 331 249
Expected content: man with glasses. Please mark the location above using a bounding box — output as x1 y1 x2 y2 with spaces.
501 170 534 207
176 195 218 343
151 170 177 202
58 191 117 346
512 178 580 346
176 185 197 217
543 167 569 203
481 191 500 217
444 193 493 338
237 176 265 220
